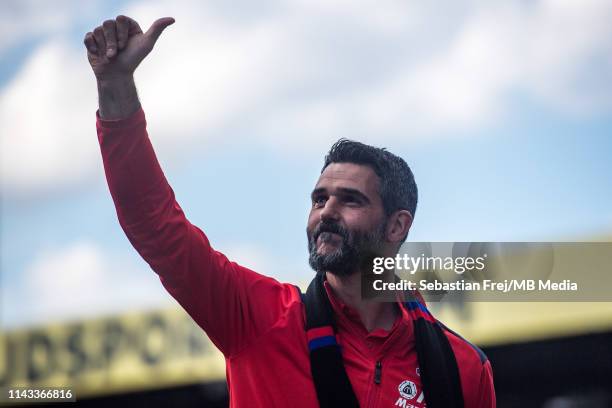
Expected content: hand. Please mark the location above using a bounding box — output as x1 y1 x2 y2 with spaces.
84 15 175 80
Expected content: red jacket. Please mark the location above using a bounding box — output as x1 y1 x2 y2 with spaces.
96 108 496 408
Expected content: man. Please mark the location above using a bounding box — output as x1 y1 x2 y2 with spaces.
85 15 495 408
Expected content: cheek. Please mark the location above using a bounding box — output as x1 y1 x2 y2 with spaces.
346 211 382 234
344 210 368 227
306 211 318 232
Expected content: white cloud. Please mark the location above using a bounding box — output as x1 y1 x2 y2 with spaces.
2 241 169 328
0 40 101 197
0 0 106 55
520 0 612 113
1 0 611 197
0 1 69 53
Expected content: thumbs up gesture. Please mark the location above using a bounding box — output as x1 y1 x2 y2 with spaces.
84 15 175 80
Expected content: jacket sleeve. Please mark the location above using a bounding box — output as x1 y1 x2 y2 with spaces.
444 325 496 408
476 359 496 408
96 108 297 357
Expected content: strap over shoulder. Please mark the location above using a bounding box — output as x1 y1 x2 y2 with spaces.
301 273 359 408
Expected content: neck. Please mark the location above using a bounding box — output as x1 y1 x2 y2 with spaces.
325 271 398 332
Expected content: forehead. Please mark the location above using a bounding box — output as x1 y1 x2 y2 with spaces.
314 162 381 197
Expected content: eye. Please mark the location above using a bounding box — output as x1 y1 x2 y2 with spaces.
312 195 327 208
341 194 361 206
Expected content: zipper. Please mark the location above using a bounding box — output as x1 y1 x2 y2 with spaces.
374 360 382 384
366 360 383 407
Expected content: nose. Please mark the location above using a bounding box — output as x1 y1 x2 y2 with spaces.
319 196 340 223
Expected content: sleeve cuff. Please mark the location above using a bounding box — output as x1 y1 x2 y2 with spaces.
95 107 145 129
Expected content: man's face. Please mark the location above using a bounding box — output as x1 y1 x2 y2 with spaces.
307 162 387 277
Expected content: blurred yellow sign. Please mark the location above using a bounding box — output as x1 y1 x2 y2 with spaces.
0 309 225 398
435 301 612 347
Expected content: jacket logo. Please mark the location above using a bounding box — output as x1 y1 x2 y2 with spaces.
398 380 417 399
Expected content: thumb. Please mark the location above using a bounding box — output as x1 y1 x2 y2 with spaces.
145 17 175 44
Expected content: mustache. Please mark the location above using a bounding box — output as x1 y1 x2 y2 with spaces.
311 221 350 243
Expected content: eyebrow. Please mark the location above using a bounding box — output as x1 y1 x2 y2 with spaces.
311 187 371 204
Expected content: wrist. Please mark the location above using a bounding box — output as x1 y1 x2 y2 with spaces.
96 73 134 87
97 75 141 120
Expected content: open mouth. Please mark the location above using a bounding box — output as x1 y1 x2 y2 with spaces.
316 232 343 251
318 231 341 242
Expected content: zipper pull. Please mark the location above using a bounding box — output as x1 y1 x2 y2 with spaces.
374 361 382 384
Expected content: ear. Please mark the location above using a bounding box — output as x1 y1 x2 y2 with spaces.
385 210 413 243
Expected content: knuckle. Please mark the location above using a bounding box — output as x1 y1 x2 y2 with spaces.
103 19 115 28
94 26 104 35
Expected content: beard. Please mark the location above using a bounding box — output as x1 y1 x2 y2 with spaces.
307 219 386 277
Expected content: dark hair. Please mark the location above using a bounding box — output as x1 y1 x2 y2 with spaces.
322 139 418 218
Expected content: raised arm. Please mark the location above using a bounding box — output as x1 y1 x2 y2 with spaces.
85 16 298 357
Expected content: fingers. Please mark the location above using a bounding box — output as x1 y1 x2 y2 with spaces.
102 19 118 58
86 15 172 59
144 17 175 44
93 26 106 58
115 15 130 50
83 32 97 55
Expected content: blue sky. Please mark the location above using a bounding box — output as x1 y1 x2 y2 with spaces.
1 0 611 328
